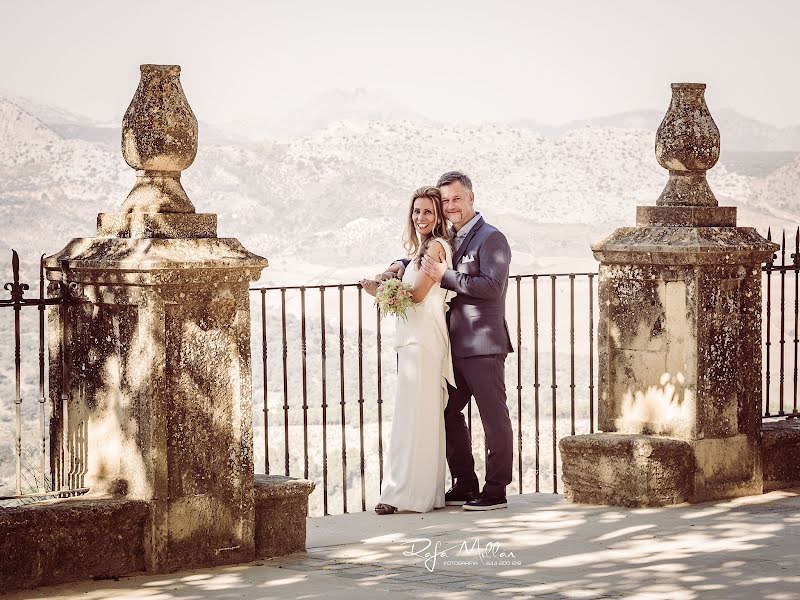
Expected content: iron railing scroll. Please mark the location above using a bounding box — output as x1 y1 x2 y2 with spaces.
0 251 87 505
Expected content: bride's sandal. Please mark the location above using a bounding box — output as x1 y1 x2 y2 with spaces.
374 503 397 515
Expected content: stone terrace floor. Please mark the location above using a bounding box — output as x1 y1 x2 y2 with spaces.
8 489 800 600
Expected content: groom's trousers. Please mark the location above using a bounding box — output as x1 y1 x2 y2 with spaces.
445 354 513 498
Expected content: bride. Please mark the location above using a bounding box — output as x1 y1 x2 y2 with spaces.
360 186 455 514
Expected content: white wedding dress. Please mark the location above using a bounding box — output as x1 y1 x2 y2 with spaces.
378 238 456 512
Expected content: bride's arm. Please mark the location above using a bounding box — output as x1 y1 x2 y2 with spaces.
410 242 445 303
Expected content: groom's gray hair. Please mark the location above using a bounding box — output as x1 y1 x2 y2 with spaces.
437 170 472 191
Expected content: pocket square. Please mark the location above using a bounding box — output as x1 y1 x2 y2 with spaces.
461 254 476 264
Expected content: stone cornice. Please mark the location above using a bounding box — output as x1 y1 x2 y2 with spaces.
44 237 268 285
592 226 778 265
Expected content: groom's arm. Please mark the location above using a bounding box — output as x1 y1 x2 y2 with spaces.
438 232 511 299
378 258 410 281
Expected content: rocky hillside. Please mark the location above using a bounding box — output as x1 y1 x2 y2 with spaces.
1 93 798 283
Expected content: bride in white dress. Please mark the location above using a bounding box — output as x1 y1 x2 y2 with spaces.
360 186 455 514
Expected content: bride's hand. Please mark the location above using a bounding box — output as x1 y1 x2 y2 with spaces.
359 279 379 296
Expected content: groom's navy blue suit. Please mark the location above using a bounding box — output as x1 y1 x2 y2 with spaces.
439 216 514 498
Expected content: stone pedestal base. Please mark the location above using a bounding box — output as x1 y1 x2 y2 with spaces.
254 475 316 557
560 434 693 507
691 435 763 501
763 420 800 491
0 476 317 593
560 433 763 506
0 497 150 594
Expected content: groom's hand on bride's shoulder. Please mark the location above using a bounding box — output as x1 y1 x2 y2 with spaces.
421 255 446 283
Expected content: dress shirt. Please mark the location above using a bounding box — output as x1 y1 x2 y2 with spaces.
452 212 482 252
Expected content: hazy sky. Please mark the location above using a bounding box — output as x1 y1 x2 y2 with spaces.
1 0 799 127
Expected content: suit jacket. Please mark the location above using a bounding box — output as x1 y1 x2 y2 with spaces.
441 217 514 358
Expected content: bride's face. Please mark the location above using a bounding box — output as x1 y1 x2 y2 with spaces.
412 196 436 237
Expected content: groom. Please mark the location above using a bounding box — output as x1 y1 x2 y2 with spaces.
401 171 514 511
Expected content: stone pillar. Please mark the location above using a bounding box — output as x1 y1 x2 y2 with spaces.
45 65 267 570
559 83 777 507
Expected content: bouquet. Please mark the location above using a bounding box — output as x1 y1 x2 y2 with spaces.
374 278 415 321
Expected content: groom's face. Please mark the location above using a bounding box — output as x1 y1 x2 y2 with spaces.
440 181 476 231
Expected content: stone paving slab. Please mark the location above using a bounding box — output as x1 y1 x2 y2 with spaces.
6 490 800 600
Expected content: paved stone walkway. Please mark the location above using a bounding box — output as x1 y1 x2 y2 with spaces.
265 552 606 598
8 490 800 599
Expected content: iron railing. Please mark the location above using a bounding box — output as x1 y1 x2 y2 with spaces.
2 226 798 511
249 273 599 516
0 251 87 504
763 228 800 419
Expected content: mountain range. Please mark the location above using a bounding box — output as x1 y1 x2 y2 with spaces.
1 89 799 285
513 108 800 154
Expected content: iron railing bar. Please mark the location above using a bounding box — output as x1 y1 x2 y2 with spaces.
533 275 540 493
513 272 598 279
0 487 89 501
765 228 774 417
569 274 576 436
38 255 47 492
281 288 290 475
248 273 599 293
357 285 366 512
588 274 595 433
338 285 347 513
515 276 522 494
320 287 329 515
762 265 800 274
9 250 26 496
260 289 269 475
376 305 384 487
300 287 309 479
0 298 63 308
780 231 786 415
793 227 799 417
251 283 363 292
551 275 558 494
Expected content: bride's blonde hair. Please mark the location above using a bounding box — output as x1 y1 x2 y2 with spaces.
403 186 452 266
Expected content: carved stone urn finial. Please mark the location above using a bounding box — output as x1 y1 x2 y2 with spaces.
655 83 720 207
121 64 198 214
